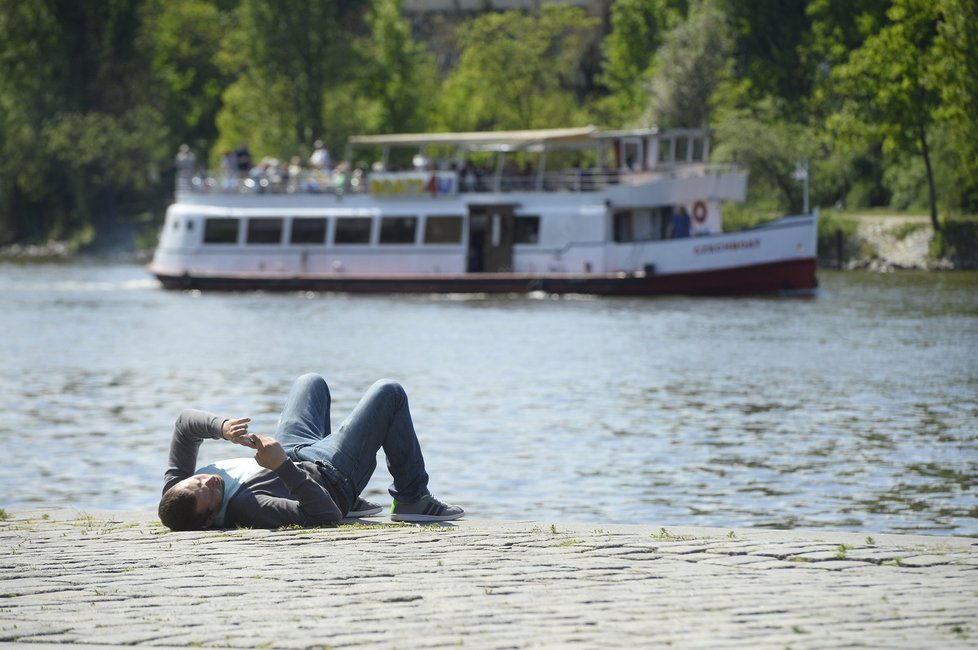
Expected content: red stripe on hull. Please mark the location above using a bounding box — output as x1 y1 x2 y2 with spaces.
153 258 818 296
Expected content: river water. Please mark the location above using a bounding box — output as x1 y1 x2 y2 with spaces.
1 261 975 536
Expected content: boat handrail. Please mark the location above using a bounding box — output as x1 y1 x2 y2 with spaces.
174 163 743 198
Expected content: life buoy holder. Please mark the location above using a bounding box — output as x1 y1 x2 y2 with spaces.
692 201 708 223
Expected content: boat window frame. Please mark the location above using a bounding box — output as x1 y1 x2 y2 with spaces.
333 216 373 245
423 215 464 245
290 217 328 245
612 210 634 243
202 217 240 245
514 215 541 245
621 138 644 171
246 217 285 245
658 138 673 164
379 215 419 245
675 136 689 163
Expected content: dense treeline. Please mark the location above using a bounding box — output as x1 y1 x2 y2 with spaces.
0 0 975 249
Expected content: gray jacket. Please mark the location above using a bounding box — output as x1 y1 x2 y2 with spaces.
163 409 343 528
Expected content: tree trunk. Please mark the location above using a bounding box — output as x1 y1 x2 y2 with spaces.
919 123 940 232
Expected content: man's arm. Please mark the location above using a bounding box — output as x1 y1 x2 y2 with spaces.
162 410 250 494
227 435 343 527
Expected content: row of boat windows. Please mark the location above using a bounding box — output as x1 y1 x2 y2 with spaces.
183 215 542 246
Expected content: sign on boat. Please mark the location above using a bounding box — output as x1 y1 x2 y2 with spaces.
148 126 818 295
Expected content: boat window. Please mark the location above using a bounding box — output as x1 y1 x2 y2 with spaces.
379 216 417 245
622 139 643 170
186 220 193 231
691 138 705 162
658 139 673 164
291 218 327 244
613 211 634 243
203 218 239 244
334 217 372 244
172 219 180 230
247 218 283 244
424 216 463 244
675 137 689 162
514 216 540 244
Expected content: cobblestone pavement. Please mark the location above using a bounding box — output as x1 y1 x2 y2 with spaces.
1 508 975 649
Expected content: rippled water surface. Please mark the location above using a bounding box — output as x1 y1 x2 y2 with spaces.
1 261 975 535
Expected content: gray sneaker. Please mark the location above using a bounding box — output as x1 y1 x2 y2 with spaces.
390 494 464 522
347 497 383 517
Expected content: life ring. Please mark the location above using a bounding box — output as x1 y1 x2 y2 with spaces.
692 201 708 223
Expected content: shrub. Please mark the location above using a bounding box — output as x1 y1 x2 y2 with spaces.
933 215 978 268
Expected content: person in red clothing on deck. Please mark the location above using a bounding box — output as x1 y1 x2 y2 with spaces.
158 373 463 530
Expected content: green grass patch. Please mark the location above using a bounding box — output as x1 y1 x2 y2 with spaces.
554 539 584 547
0 508 10 521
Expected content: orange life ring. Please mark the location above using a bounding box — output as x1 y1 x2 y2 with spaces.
692 201 708 223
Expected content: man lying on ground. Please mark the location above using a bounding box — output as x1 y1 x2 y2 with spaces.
158 373 463 530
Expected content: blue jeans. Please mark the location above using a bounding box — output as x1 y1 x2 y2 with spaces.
274 374 430 512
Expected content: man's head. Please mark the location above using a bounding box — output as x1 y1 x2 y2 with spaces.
158 474 224 531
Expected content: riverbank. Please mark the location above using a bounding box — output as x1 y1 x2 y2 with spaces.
1 508 974 648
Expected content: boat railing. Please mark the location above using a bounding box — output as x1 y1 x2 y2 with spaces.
175 163 742 197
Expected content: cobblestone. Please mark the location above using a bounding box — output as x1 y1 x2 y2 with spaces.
1 508 975 649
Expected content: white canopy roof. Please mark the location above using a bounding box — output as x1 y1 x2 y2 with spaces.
348 126 600 151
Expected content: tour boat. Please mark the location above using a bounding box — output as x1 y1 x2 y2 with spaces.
148 126 818 295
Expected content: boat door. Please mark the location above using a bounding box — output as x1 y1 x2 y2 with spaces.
467 205 516 272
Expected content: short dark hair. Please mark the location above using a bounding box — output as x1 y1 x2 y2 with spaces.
158 488 210 531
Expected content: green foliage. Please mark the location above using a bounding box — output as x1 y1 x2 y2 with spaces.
359 0 438 135
0 0 976 250
0 0 169 245
212 0 353 161
436 6 597 131
712 94 817 211
933 215 978 269
599 0 687 122
141 0 229 152
828 0 944 229
644 0 732 128
718 0 813 111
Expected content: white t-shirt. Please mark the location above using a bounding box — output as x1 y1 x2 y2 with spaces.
194 458 264 527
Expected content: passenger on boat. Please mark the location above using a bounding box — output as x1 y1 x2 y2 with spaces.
234 141 253 177
158 373 464 530
220 150 237 191
309 139 332 173
669 205 692 239
174 144 195 190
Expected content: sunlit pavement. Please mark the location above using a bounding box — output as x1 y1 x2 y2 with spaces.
1 508 975 649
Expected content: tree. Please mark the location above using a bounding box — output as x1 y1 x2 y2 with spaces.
0 0 167 244
437 6 598 132
933 0 978 212
599 0 687 122
140 0 231 155
717 0 813 114
829 0 944 230
644 0 732 128
213 0 361 161
712 88 818 211
359 0 438 135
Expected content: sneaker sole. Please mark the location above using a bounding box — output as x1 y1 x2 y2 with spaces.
391 511 464 522
347 506 383 517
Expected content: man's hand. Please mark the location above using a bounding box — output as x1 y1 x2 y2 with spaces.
252 435 287 470
223 417 252 444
